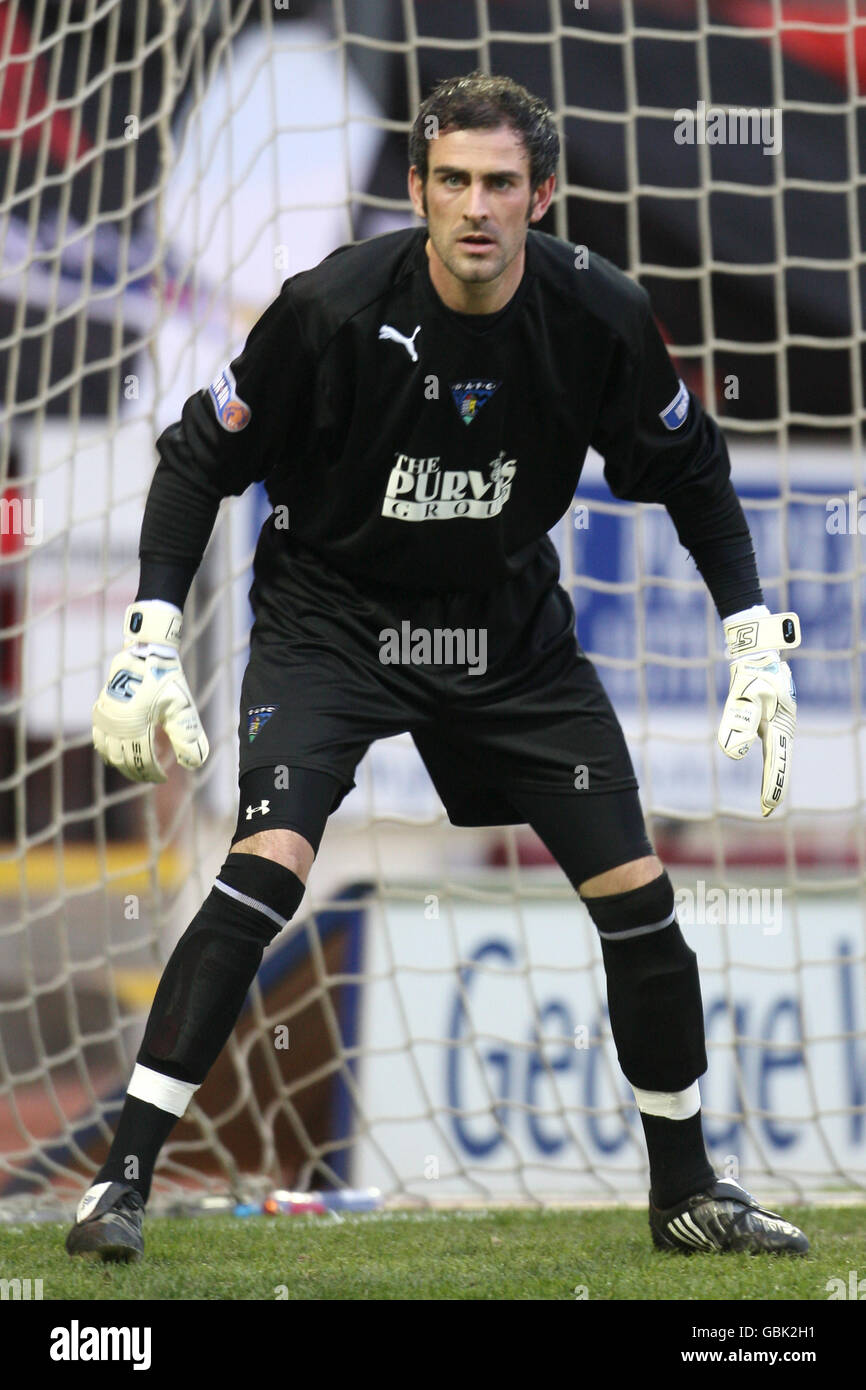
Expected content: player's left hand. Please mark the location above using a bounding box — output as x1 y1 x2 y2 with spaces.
717 610 801 817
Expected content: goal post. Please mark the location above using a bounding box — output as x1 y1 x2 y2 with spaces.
0 0 863 1213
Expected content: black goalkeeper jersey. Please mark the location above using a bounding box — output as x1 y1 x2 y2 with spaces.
138 226 761 615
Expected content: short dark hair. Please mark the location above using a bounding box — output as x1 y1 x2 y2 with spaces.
409 72 560 191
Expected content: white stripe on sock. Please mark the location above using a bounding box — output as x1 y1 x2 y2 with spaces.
213 877 289 929
127 1063 198 1118
596 908 676 941
632 1080 701 1120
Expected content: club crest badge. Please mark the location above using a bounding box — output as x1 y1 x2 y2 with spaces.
209 365 251 432
450 380 500 426
247 705 278 742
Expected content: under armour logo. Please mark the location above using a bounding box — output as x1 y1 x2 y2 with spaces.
245 800 270 819
378 323 421 362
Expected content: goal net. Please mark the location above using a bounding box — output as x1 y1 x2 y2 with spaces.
0 0 863 1214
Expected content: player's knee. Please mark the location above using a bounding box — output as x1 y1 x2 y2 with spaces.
581 870 706 1089
581 868 676 941
579 853 663 898
137 852 308 1084
218 851 307 937
231 827 315 884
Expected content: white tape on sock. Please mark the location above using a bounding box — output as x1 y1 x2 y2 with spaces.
632 1081 701 1120
127 1063 198 1118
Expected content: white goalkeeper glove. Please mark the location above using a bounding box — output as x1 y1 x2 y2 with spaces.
717 605 800 817
92 600 209 783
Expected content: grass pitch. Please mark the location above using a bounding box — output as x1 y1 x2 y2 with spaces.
1 1204 862 1301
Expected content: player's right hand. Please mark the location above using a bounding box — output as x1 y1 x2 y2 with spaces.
717 610 800 817
92 600 209 783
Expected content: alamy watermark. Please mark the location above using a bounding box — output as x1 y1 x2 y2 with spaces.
0 494 43 546
50 1322 151 1369
379 622 487 677
675 881 783 935
825 1270 866 1299
826 491 866 534
0 1277 43 1299
674 101 782 157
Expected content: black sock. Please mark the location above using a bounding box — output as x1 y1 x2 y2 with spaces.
90 853 306 1206
640 1110 715 1209
94 1095 180 1203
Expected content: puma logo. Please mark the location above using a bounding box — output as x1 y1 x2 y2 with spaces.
378 323 421 362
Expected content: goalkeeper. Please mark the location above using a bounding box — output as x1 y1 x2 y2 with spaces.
67 72 806 1262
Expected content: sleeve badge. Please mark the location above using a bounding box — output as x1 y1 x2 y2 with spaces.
659 378 690 430
208 365 251 432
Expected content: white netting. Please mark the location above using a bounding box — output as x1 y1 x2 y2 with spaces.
0 0 863 1212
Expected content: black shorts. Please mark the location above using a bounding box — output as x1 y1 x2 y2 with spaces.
234 524 645 868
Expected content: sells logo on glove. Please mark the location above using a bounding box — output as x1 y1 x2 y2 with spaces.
106 670 142 701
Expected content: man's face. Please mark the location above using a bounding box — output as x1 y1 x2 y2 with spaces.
408 124 553 292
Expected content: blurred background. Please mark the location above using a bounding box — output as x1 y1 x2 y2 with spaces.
0 0 863 1212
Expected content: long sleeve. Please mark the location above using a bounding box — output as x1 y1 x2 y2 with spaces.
136 285 311 605
590 292 763 620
